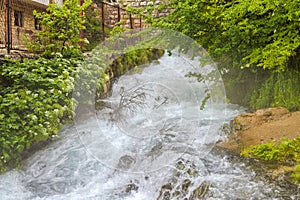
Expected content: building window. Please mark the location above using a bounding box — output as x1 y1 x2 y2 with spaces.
14 11 23 27
34 17 42 30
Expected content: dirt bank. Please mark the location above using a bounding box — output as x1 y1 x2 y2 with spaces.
218 107 300 153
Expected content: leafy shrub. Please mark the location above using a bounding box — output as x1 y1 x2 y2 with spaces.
0 56 82 173
242 136 300 163
292 164 300 183
30 0 91 57
0 47 164 173
241 135 300 183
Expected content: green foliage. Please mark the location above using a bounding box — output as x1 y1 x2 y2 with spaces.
109 21 130 37
84 3 104 51
221 0 300 71
292 164 300 183
142 0 300 109
241 136 300 163
250 69 300 111
147 0 300 71
144 0 227 50
143 0 236 68
92 48 164 100
30 0 91 57
241 135 300 183
0 56 82 173
0 48 163 173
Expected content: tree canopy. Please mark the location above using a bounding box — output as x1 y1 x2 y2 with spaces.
146 0 300 71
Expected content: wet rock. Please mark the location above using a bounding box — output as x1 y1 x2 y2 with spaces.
25 180 52 197
161 183 172 190
156 158 210 199
157 183 172 200
217 108 300 190
192 181 211 199
125 182 139 193
146 142 163 159
50 181 68 194
26 179 85 197
55 167 73 177
157 180 211 200
271 166 294 181
117 155 135 170
181 179 192 192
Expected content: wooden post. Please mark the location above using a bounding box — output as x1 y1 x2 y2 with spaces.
129 13 133 29
101 2 105 40
139 16 142 29
5 0 11 54
117 5 120 22
4 0 7 52
79 0 84 48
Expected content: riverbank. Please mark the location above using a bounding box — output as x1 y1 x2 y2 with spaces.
217 107 300 185
218 107 300 152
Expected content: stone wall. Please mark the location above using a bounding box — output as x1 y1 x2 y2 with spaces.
10 1 45 49
100 0 169 29
113 0 161 7
0 0 170 52
0 0 46 51
97 1 145 30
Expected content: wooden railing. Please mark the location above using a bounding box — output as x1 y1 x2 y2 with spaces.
99 1 145 40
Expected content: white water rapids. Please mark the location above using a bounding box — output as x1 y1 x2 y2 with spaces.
0 52 298 199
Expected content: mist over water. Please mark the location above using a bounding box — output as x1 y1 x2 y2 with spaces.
0 53 297 199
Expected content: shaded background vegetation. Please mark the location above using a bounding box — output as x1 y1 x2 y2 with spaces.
142 0 300 111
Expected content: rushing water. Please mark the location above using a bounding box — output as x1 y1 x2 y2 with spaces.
0 52 298 200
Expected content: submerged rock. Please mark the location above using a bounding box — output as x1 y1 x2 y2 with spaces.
156 159 210 200
125 182 139 193
192 181 211 199
117 155 135 170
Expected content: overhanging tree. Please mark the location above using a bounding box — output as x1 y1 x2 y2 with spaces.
144 0 300 109
146 0 300 71
220 0 300 71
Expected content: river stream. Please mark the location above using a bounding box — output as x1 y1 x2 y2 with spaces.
0 52 298 199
